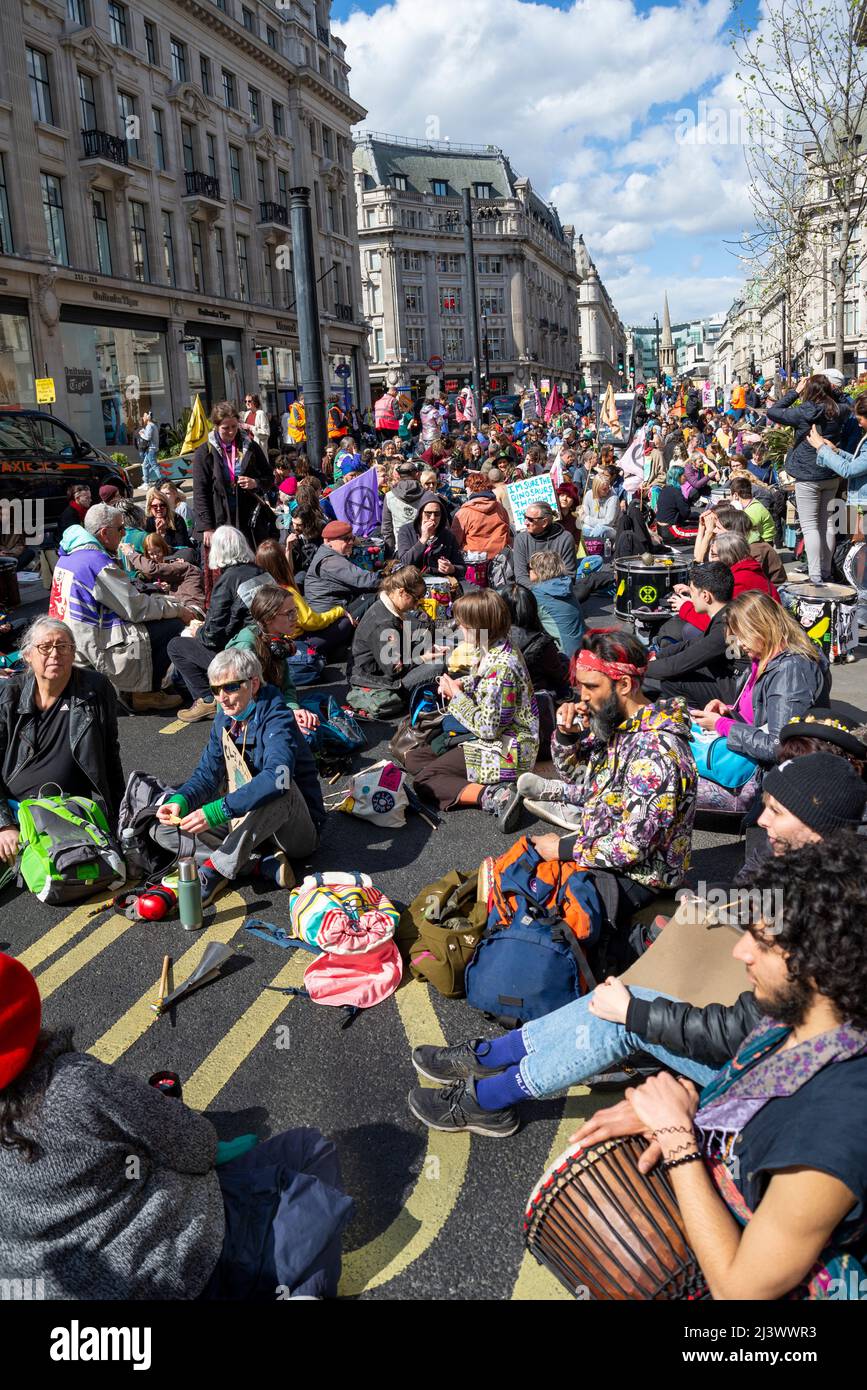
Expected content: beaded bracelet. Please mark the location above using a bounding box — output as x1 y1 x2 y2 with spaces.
663 1150 703 1173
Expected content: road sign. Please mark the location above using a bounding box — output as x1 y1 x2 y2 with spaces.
427 355 444 371
35 377 56 405
335 362 351 378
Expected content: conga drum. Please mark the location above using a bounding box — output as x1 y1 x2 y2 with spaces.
0 557 20 612
779 582 857 663
523 1136 708 1300
615 555 690 624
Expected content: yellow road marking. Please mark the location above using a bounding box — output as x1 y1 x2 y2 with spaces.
339 980 471 1297
16 893 115 972
34 912 134 1000
510 1087 600 1301
181 951 310 1111
89 892 248 1064
159 719 188 735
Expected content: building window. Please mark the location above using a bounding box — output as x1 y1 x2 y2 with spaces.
371 328 384 361
229 145 242 199
242 6 255 30
439 286 462 315
431 179 448 197
435 253 461 273
392 174 407 191
91 191 112 274
214 226 227 297
41 173 69 265
277 168 289 207
162 211 176 286
181 122 195 174
144 19 158 65
322 127 332 160
266 25 277 50
117 92 139 160
170 37 187 83
442 327 464 360
480 287 505 315
237 234 249 298
364 208 377 228
0 155 12 254
366 249 381 272
107 2 129 47
78 71 97 132
213 0 225 9
326 188 337 233
130 201 150 281
404 285 424 314
256 158 267 206
844 300 861 335
407 328 425 361
264 243 277 303
206 133 218 181
190 219 205 292
222 69 237 109
474 183 492 200
478 255 502 274
248 87 261 124
368 282 382 315
27 48 54 125
272 101 284 137
152 108 166 170
401 208 419 228
200 55 212 96
401 250 420 271
67 0 87 21
485 328 506 360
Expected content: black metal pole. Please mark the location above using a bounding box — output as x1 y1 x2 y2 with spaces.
654 315 660 385
462 188 483 413
289 186 326 470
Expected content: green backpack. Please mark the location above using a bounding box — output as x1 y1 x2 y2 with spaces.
398 868 489 998
346 685 406 721
18 795 126 905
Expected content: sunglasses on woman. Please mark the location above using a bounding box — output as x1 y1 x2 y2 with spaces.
209 678 251 696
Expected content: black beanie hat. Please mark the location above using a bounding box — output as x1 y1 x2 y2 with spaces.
763 753 867 834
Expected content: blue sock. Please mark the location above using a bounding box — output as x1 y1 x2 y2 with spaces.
475 1065 533 1111
476 1031 528 1069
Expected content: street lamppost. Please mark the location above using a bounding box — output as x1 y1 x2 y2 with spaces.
480 308 490 397
653 314 661 386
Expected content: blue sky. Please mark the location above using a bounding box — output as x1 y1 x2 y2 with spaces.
331 0 765 325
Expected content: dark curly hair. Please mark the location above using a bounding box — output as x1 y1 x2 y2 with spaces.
738 833 867 1029
0 1028 74 1162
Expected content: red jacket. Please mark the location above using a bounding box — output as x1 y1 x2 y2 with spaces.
680 556 780 633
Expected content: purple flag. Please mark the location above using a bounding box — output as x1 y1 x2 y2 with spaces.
326 466 383 536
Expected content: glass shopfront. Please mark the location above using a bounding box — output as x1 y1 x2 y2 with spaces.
59 315 170 450
183 327 243 414
255 341 298 417
0 303 36 409
328 349 358 407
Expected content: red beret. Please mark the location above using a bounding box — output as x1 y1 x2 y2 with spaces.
323 520 353 541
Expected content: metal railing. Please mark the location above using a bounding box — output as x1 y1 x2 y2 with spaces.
335 303 353 322
259 201 289 226
352 129 503 157
81 129 128 166
184 170 222 201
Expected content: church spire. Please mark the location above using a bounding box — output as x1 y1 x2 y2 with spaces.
659 293 677 375
661 292 673 346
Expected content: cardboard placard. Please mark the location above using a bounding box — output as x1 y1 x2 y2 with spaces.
505 472 559 530
221 727 253 830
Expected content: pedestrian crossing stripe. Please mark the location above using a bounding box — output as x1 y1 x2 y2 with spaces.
32 911 134 1001
16 893 116 973
160 719 189 735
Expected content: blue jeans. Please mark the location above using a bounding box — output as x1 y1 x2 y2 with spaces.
142 446 160 486
519 986 717 1097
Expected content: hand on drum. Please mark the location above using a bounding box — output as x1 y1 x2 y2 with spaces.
588 976 631 1025
568 1098 650 1150
625 1075 701 1173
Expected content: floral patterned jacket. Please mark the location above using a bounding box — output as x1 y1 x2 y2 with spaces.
447 639 539 780
552 698 697 888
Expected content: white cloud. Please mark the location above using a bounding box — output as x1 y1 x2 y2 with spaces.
337 0 755 320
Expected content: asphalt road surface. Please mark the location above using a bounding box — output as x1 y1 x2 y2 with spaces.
5 585 866 1301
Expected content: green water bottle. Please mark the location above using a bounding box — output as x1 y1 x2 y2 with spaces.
177 858 203 931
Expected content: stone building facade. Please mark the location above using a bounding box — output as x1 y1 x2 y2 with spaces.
0 0 369 458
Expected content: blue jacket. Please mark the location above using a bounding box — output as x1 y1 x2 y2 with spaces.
817 432 867 506
532 576 585 657
176 683 326 828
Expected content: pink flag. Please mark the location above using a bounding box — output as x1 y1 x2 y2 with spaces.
544 384 563 422
620 426 647 496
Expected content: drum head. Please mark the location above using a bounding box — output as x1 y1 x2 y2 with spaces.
795 581 856 600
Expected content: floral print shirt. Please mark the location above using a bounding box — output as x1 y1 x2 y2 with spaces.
448 639 539 777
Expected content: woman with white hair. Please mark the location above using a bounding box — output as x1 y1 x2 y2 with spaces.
156 647 325 905
168 526 269 723
0 618 125 885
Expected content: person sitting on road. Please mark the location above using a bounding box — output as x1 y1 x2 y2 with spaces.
159 648 325 906
679 526 779 636
450 473 512 561
404 588 539 819
501 629 697 902
168 526 269 725
580 475 620 549
528 549 586 657
498 582 568 700
144 486 194 557
729 476 776 545
512 500 576 587
381 460 425 554
696 503 787 590
56 483 93 539
254 539 354 659
157 480 190 525
302 521 381 618
226 585 319 741
0 952 352 1299
0 618 125 884
348 566 446 708
643 562 739 709
653 465 700 543
120 533 205 611
49 504 195 714
396 493 466 580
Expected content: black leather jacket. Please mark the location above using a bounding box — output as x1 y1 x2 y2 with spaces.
626 990 761 1069
0 668 126 829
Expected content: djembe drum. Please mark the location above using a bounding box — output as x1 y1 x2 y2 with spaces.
523 1136 708 1300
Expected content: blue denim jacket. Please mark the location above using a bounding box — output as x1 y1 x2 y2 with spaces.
817 433 867 505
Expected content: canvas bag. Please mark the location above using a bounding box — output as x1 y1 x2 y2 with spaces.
399 867 489 998
345 685 406 720
288 871 402 1010
18 793 126 904
336 760 410 827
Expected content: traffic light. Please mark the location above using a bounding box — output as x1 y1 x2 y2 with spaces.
617 349 625 374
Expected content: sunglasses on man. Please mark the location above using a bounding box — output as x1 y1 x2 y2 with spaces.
209 678 252 696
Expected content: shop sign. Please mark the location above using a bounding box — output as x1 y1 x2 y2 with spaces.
197 307 232 322
274 319 296 331
65 367 94 395
93 291 139 307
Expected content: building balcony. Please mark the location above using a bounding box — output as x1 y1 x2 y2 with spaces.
317 22 330 47
335 303 354 322
259 201 289 227
80 128 129 170
182 170 223 218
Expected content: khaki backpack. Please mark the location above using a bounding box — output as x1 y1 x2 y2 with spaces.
397 866 490 998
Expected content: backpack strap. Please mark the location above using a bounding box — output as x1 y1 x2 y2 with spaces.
550 923 598 992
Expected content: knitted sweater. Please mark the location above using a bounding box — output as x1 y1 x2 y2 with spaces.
0 1045 224 1300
